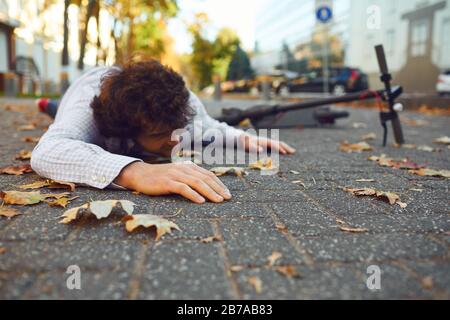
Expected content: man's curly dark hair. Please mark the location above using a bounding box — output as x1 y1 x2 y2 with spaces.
91 60 193 139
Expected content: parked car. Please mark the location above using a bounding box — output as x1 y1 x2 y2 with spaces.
277 67 368 96
436 70 450 96
256 70 299 93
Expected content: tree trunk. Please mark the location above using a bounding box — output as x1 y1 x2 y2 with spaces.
78 0 96 70
61 0 70 67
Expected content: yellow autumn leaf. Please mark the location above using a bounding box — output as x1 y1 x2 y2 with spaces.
275 266 301 278
409 168 450 179
210 167 247 177
0 191 70 205
339 141 373 153
122 214 180 241
0 206 22 219
343 187 407 208
249 157 276 171
247 276 263 294
267 251 282 267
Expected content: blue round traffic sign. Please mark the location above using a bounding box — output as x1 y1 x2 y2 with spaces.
316 6 333 23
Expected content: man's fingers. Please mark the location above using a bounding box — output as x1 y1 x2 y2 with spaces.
169 181 205 204
189 164 231 194
176 174 225 203
281 142 296 154
188 169 232 200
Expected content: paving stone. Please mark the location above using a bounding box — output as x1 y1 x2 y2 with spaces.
138 241 234 299
219 217 306 266
0 240 137 272
298 234 445 263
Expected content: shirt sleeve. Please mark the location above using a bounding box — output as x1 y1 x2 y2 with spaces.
187 91 245 144
31 84 141 189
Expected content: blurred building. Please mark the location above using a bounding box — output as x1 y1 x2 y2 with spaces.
253 0 450 92
0 0 107 95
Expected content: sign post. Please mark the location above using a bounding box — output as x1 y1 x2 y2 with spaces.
315 0 333 95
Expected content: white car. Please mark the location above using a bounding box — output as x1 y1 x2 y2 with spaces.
436 70 450 95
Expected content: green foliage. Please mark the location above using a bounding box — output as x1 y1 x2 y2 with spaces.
226 44 254 81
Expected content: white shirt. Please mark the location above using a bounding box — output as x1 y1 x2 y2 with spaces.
31 66 244 189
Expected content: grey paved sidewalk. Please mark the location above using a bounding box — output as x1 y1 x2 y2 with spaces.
0 97 449 300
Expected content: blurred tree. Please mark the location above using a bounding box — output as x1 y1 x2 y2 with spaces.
213 28 240 81
188 13 215 90
226 44 254 81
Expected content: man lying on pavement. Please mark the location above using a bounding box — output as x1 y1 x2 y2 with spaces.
31 60 295 204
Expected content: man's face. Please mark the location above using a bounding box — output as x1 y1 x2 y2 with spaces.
136 130 179 157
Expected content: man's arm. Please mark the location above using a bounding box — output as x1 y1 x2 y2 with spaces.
187 92 296 154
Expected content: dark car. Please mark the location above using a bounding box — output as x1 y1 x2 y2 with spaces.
277 67 368 95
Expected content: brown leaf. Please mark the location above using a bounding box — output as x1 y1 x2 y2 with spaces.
249 158 276 171
0 247 6 254
292 180 306 188
361 133 376 141
59 204 89 224
343 187 407 208
421 276 434 290
22 136 40 143
275 223 288 233
339 226 369 233
247 276 262 294
200 236 222 244
0 164 33 175
230 265 245 272
18 180 51 190
275 266 301 278
46 196 79 208
369 155 424 170
339 141 373 153
210 167 247 177
47 181 76 192
409 168 450 179
13 150 32 160
0 191 71 206
267 251 282 266
17 124 36 131
0 206 22 219
122 214 180 241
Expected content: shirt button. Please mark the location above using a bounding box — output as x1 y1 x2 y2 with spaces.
92 175 97 182
101 176 107 183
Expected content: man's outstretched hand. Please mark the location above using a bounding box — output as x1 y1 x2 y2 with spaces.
115 161 231 204
240 134 296 155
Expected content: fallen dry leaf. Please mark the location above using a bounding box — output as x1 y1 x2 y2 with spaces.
122 214 180 241
339 141 373 153
343 187 407 208
409 168 450 179
361 133 377 141
22 136 40 143
46 196 79 208
0 191 70 206
18 180 51 190
17 124 36 131
434 136 450 145
267 251 282 267
0 164 33 175
275 223 288 233
230 265 245 272
0 206 22 219
275 266 301 278
400 116 428 127
247 276 262 294
369 155 424 170
18 179 76 191
417 145 441 153
421 276 434 290
339 226 369 233
210 167 247 177
13 150 32 161
59 200 136 223
292 180 306 188
200 235 222 244
290 170 300 175
249 158 276 171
